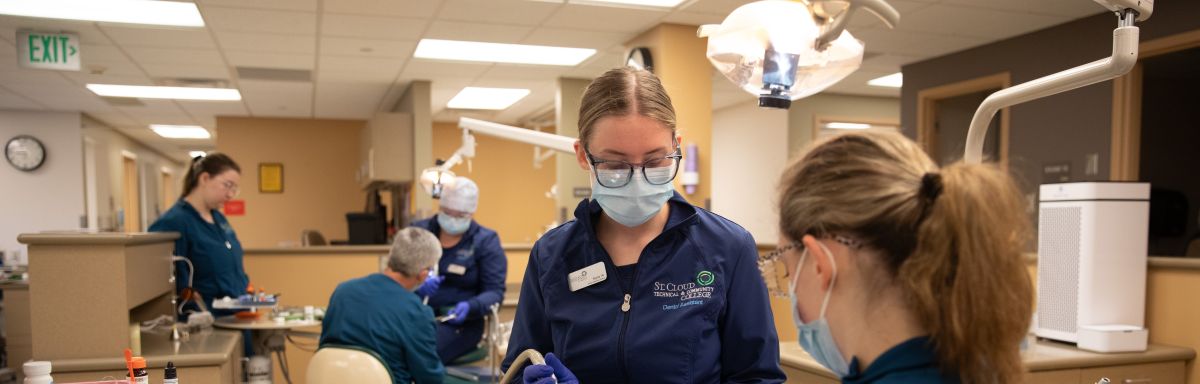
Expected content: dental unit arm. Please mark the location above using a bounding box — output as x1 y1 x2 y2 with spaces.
962 0 1153 164
421 117 577 197
499 349 549 384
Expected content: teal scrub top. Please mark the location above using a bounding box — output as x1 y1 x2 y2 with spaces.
149 199 249 311
320 273 445 384
841 336 961 384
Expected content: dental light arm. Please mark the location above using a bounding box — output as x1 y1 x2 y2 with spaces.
963 3 1149 164
421 117 577 197
813 0 901 49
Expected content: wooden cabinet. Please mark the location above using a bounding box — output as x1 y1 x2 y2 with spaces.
360 112 414 185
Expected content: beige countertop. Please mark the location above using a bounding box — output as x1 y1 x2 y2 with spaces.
50 329 241 373
779 340 1195 378
17 231 179 246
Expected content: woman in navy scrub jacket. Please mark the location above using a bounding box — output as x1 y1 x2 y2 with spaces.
149 153 249 316
766 131 1033 383
504 67 786 383
410 177 507 364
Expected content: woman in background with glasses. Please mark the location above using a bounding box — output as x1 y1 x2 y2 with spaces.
149 152 251 318
503 67 786 384
763 131 1032 383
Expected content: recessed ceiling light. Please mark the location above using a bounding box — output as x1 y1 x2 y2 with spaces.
414 39 596 66
87 84 242 101
824 122 873 130
0 0 204 27
867 72 903 88
569 0 687 8
151 125 211 139
188 151 207 158
447 87 531 110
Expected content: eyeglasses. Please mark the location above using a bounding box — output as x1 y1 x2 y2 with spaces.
217 179 240 197
585 146 683 188
441 208 470 219
757 234 863 297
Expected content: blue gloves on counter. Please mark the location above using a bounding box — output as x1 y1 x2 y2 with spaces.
523 353 578 384
446 301 470 325
416 275 444 298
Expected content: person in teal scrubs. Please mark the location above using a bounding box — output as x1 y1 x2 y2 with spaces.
149 152 249 316
321 227 445 384
767 131 1034 383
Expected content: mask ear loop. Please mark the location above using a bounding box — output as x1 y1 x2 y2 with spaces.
788 249 808 295
814 242 838 319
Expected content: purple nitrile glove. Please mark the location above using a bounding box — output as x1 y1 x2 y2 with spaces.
446 301 470 325
415 275 444 298
522 353 578 384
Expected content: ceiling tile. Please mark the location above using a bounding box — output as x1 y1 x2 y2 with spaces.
225 51 315 70
940 0 1107 18
124 47 225 66
899 4 1067 40
859 53 922 72
76 60 147 77
77 44 132 63
542 4 666 32
679 0 747 15
320 38 415 58
198 0 318 12
321 14 427 40
0 87 44 109
60 73 153 87
141 63 232 80
854 28 987 57
116 99 186 114
480 65 570 81
238 80 313 117
401 60 492 79
203 6 317 35
846 0 937 30
85 111 141 127
318 70 398 83
318 56 407 74
216 32 316 54
521 27 630 50
424 21 534 44
324 0 442 17
437 0 561 26
315 81 390 119
100 26 217 49
660 11 724 26
0 17 113 45
178 100 251 116
0 69 79 87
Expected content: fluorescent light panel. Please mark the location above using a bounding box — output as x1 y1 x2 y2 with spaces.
189 151 207 158
414 39 596 66
151 125 210 139
87 84 242 101
0 0 204 27
570 0 687 7
447 87 531 110
825 122 872 130
867 72 903 88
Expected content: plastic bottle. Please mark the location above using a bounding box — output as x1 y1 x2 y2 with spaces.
23 361 53 384
163 361 178 384
129 357 149 384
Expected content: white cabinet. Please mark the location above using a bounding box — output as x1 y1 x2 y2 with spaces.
360 112 414 185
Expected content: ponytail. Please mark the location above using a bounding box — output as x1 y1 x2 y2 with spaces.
901 163 1032 383
181 152 241 200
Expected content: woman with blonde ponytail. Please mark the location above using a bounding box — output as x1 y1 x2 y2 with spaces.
766 131 1032 383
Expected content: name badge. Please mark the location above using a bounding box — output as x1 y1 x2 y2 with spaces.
446 264 467 275
568 262 607 292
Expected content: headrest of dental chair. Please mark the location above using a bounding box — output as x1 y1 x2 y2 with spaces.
307 345 393 384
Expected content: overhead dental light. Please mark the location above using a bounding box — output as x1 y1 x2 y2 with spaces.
699 0 900 109
420 117 577 198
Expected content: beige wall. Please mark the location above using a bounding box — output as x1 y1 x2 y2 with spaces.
216 117 365 247
786 93 900 155
712 100 790 244
431 122 557 244
81 117 186 232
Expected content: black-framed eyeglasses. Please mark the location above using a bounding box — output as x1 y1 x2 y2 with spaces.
757 234 863 297
585 146 683 188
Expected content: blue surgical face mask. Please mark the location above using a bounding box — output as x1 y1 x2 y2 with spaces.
590 166 675 228
437 212 471 235
788 242 850 377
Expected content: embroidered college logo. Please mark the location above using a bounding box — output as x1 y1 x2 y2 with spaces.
696 270 715 286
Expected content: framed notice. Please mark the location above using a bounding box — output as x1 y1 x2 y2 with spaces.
259 163 283 193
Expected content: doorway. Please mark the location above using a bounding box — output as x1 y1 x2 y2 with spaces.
916 72 1011 166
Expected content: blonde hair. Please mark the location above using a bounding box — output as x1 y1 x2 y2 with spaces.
778 131 1032 383
577 67 676 150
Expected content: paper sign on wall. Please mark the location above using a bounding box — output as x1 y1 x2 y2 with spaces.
224 200 245 216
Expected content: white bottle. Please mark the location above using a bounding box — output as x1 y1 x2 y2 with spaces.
23 361 53 384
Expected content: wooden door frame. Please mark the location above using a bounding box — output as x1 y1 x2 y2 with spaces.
915 72 1012 165
1111 29 1200 181
121 151 140 233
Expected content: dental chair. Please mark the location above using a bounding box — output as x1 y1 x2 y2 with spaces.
307 344 392 384
445 304 509 383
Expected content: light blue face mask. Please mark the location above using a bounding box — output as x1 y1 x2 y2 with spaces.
789 242 851 377
437 212 471 235
590 166 675 228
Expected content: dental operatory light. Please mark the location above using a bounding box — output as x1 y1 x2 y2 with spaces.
414 39 596 66
700 0 900 109
0 0 204 27
867 72 903 88
420 162 459 199
824 122 871 130
151 125 210 140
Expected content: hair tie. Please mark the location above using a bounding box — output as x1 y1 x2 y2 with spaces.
920 172 943 203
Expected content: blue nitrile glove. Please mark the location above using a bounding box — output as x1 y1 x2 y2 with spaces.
415 275 444 298
446 301 470 325
522 353 578 384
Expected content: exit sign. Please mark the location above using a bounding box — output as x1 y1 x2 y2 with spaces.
17 31 80 71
